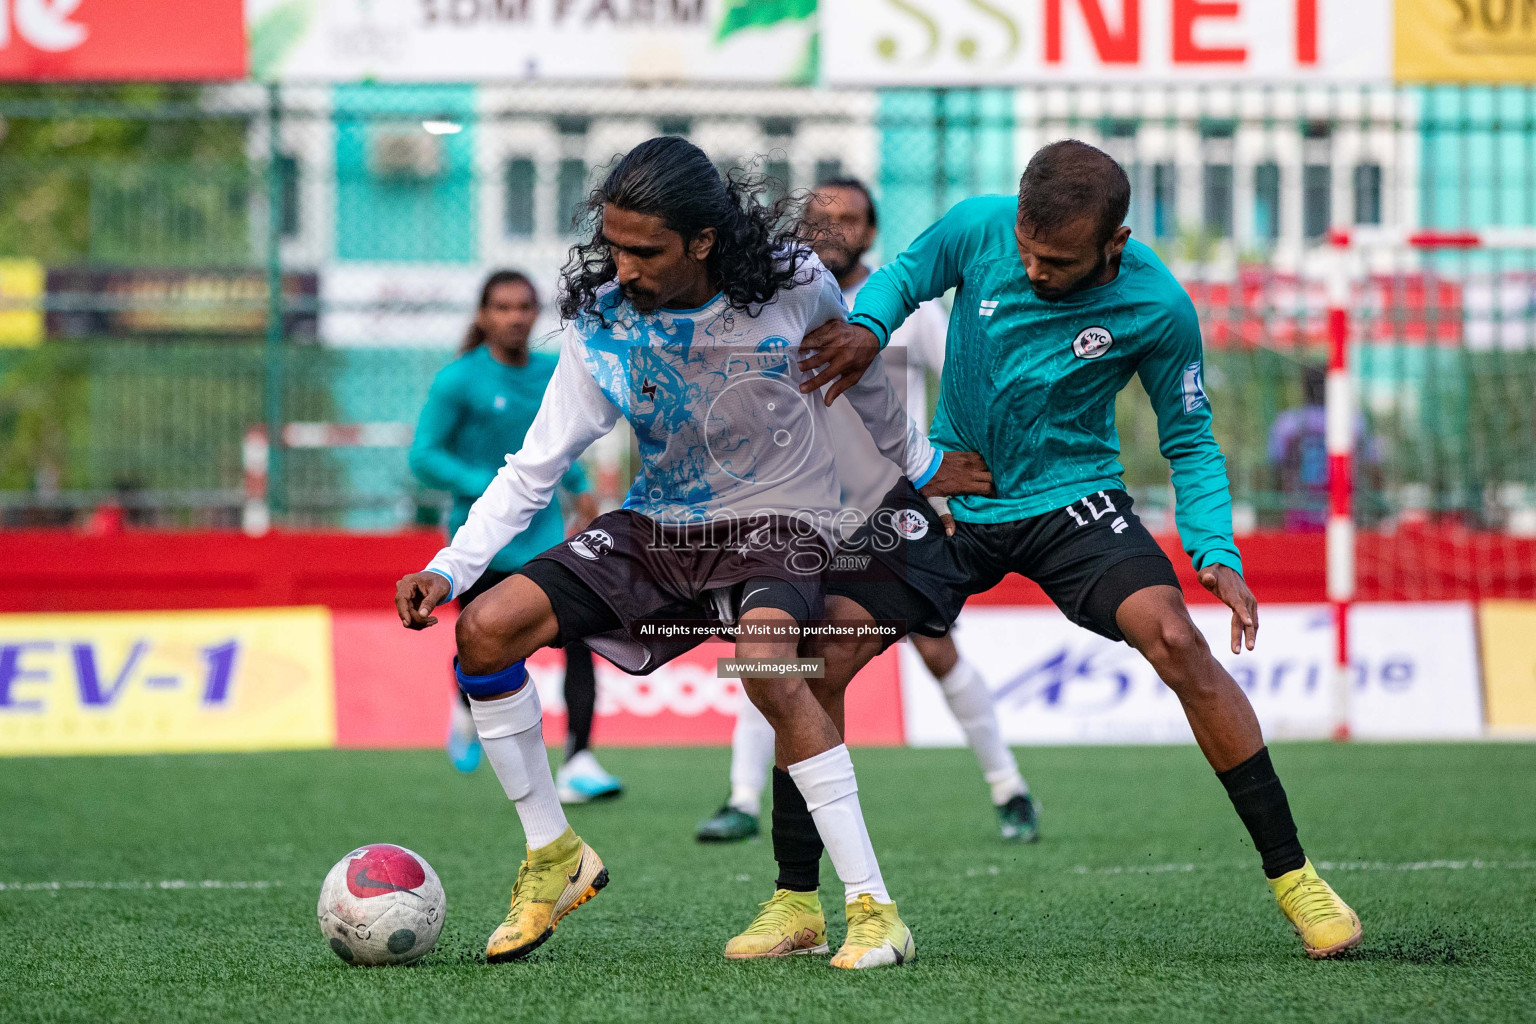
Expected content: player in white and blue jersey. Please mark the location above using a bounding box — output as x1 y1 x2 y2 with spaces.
393 137 991 969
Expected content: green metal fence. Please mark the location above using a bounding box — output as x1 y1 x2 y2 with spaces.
4 82 1536 539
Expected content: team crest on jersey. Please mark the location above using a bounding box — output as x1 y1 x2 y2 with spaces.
568 529 614 560
894 508 929 541
1072 326 1114 359
752 336 791 377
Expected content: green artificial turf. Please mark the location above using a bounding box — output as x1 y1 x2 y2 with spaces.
2 743 1533 1023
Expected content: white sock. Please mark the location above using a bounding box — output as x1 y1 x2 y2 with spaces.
787 745 890 904
728 698 776 815
470 685 569 850
937 659 1027 805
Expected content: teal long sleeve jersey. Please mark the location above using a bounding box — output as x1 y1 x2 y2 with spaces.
847 195 1242 575
409 345 590 574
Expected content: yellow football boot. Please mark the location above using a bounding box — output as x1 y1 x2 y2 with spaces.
829 894 915 969
724 888 829 959
485 826 608 963
1269 859 1362 959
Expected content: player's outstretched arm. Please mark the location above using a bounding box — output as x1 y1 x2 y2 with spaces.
395 571 451 630
801 198 984 402
417 326 621 603
1198 563 1259 654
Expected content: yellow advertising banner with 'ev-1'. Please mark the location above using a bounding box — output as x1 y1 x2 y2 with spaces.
0 607 335 756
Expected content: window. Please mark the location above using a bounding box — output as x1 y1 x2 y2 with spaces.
813 158 843 186
276 153 300 238
1303 164 1332 239
657 117 692 136
1203 163 1234 238
505 158 536 238
1101 120 1143 237
1302 122 1332 240
557 158 588 237
765 159 791 205
1153 163 1177 240
1254 162 1280 242
1201 122 1235 239
1354 162 1382 226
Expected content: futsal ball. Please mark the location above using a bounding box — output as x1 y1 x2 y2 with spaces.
317 843 445 966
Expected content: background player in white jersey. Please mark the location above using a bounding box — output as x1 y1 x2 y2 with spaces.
392 137 992 969
696 178 1039 846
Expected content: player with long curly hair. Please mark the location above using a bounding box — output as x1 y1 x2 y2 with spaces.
394 136 992 968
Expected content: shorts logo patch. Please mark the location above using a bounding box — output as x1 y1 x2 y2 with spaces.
1072 326 1114 360
568 529 614 560
894 508 929 541
737 525 772 556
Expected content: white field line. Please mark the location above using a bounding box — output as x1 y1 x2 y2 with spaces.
1068 859 1536 876
0 879 284 892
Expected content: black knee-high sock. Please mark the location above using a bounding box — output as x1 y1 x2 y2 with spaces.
562 642 597 759
1217 746 1306 878
772 767 822 893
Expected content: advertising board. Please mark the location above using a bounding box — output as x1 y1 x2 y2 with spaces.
0 607 335 756
248 0 815 83
901 602 1484 746
822 0 1391 85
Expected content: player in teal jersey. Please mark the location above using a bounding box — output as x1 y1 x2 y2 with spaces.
743 141 1361 960
410 270 621 803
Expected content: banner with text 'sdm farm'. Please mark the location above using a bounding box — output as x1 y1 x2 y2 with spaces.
0 608 334 756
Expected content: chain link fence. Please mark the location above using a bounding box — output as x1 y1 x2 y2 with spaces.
4 81 1536 549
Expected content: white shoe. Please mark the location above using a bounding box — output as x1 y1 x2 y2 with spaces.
556 750 624 804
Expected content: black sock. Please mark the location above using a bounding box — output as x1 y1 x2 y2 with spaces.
1217 746 1306 878
562 642 596 759
772 767 822 893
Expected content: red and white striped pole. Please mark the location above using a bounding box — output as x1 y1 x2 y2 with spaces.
243 425 271 538
1324 229 1355 741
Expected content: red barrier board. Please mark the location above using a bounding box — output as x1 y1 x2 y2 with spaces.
4 530 444 613
329 608 905 750
0 0 245 81
2 529 1331 614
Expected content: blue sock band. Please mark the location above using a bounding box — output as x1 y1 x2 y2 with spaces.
455 658 529 698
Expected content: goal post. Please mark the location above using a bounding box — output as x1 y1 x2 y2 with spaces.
1322 224 1536 739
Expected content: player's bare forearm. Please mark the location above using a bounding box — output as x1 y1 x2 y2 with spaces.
395 571 451 630
1197 563 1259 654
919 451 992 499
918 451 993 536
798 321 881 405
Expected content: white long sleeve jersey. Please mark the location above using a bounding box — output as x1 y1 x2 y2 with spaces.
425 255 941 598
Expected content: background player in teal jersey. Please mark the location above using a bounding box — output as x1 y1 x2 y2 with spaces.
410 270 622 803
762 141 1361 960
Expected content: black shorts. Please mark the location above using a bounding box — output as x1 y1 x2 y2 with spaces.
518 509 827 675
457 568 514 610
826 479 1180 647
